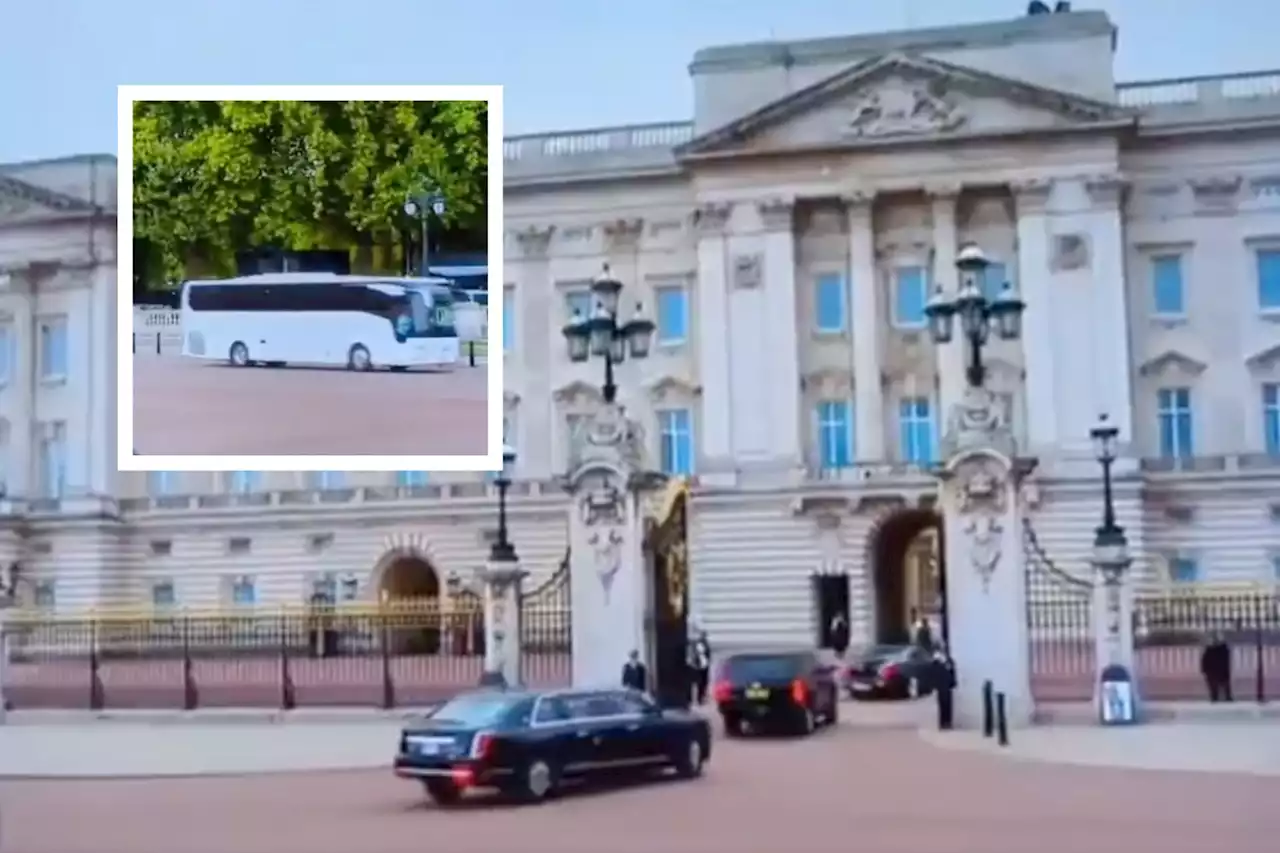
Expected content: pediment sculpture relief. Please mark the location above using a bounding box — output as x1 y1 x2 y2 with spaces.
845 81 967 139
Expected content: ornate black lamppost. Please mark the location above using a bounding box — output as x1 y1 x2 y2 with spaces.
491 443 518 563
924 243 1027 387
561 265 656 402
403 189 446 276
1090 414 1129 575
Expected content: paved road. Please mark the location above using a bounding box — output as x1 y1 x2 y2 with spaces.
132 358 488 457
922 721 1280 776
3 720 1275 853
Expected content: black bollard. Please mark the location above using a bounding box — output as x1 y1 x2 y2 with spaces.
132 333 136 354
982 680 994 738
468 341 476 367
996 692 1009 747
155 332 162 354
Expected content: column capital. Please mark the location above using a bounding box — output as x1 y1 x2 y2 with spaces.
924 181 964 202
1083 174 1129 209
1011 177 1054 215
840 188 877 210
602 217 644 251
509 224 555 259
692 201 733 235
756 197 795 232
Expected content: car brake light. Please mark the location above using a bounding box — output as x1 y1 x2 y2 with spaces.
790 678 809 705
712 680 733 703
471 732 497 760
451 766 476 788
879 663 900 681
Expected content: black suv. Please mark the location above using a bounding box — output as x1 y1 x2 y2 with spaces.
712 649 840 737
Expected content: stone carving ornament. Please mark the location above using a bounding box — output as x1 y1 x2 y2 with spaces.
732 253 762 289
955 459 1008 594
845 81 966 139
588 527 626 603
569 402 646 474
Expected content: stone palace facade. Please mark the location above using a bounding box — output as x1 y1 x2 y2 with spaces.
6 9 1280 649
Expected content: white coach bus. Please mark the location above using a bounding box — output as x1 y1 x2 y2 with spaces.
180 273 461 370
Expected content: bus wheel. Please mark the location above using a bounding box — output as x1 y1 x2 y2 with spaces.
229 342 250 366
347 344 372 371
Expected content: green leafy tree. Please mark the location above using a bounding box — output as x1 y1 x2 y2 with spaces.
132 99 488 284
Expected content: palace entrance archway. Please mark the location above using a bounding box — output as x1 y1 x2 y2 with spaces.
869 508 946 646
375 551 442 654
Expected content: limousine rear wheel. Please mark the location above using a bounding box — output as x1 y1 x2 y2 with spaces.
516 757 557 803
423 779 462 806
229 341 250 366
673 737 705 779
347 344 372 371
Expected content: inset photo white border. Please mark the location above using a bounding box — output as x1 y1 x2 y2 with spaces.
117 84 503 473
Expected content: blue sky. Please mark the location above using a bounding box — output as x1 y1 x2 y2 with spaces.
1 0 1274 162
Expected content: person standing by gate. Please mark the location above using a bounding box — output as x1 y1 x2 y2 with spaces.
621 649 648 693
931 647 957 730
688 630 712 705
1200 632 1233 702
828 612 850 660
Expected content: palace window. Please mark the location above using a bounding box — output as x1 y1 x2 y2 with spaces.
816 400 854 470
565 289 593 321
1265 384 1280 455
227 471 261 493
657 408 694 476
230 576 258 606
39 315 69 380
814 273 847 333
502 285 515 352
1151 254 1186 317
898 397 936 465
148 471 178 495
397 471 429 487
308 471 345 490
655 285 689 345
1156 387 1194 459
892 267 928 328
1258 249 1280 311
1169 556 1199 584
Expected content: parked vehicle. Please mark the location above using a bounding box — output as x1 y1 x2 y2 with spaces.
712 649 840 737
844 644 936 700
394 688 711 805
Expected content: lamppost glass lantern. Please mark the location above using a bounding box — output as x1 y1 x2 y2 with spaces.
955 278 988 342
591 267 624 316
990 283 1026 340
402 200 420 217
1091 414 1119 465
500 443 517 481
925 287 955 344
562 313 591 362
588 306 614 358
622 305 656 359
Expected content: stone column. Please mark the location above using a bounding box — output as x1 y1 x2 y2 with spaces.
565 402 662 687
936 389 1036 728
1012 179 1058 455
759 198 803 470
510 226 555 478
1083 176 1135 446
475 561 527 688
694 203 735 485
845 190 885 462
929 184 965 419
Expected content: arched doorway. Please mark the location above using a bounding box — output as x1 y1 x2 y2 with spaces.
376 552 442 654
869 508 946 645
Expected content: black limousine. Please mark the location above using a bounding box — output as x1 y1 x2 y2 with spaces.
394 687 712 804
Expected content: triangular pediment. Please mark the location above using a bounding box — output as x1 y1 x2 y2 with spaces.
644 374 702 400
0 174 96 226
1138 349 1207 378
552 379 603 403
678 53 1134 159
1245 343 1280 372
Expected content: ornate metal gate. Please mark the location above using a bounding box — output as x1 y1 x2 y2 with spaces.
1022 519 1095 700
519 550 572 687
646 479 690 708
